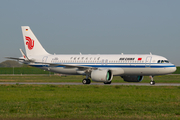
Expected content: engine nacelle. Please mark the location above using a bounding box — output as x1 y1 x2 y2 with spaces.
122 76 143 82
91 69 113 82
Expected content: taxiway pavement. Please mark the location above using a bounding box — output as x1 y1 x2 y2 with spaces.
0 82 180 86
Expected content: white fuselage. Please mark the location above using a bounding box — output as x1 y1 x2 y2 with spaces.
8 26 177 85
27 54 176 76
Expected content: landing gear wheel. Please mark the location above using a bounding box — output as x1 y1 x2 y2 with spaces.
82 79 91 84
82 79 87 84
104 81 112 84
149 76 155 85
150 81 155 85
87 79 91 84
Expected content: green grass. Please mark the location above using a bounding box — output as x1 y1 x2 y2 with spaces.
173 67 180 74
0 85 180 120
0 67 180 120
0 75 180 83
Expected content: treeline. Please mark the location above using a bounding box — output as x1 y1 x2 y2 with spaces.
0 67 52 74
0 60 23 67
0 60 51 74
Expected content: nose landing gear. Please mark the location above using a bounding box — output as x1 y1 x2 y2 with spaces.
149 76 155 85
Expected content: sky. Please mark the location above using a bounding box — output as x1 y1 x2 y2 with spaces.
0 0 180 65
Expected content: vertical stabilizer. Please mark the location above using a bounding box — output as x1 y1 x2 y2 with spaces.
21 26 49 57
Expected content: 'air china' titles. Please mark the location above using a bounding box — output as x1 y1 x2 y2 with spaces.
119 58 135 60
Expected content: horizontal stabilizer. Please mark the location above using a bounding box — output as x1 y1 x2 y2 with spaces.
6 49 35 62
5 57 25 61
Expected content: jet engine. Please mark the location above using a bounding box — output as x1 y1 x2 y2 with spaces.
91 69 113 82
122 76 143 82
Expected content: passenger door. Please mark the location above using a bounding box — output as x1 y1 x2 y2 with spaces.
145 56 152 67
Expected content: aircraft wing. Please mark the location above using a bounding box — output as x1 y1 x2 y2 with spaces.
33 61 95 69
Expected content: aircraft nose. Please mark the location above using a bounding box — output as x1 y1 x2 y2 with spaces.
169 66 176 73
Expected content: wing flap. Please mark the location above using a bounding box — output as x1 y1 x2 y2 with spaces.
47 62 92 69
30 61 95 70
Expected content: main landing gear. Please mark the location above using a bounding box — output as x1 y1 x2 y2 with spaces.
82 74 91 84
149 76 155 85
82 79 91 84
82 74 112 85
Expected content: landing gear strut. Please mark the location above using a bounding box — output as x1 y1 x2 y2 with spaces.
149 76 155 85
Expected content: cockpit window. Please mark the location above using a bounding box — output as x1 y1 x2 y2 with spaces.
157 60 169 63
164 60 169 63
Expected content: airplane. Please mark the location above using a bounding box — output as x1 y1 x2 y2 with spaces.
7 26 176 85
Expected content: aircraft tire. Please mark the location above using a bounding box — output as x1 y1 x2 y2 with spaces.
150 81 155 85
82 79 87 84
82 79 91 84
87 79 91 84
104 81 112 84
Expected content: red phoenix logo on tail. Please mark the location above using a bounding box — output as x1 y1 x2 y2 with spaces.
25 36 34 50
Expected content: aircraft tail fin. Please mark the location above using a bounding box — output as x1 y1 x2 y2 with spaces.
21 26 50 57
